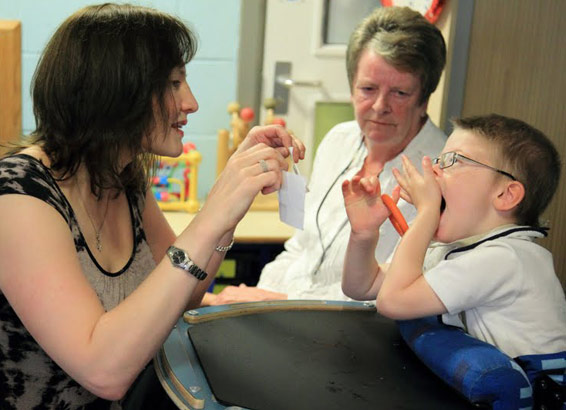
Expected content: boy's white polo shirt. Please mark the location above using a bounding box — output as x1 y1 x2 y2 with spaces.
424 226 566 358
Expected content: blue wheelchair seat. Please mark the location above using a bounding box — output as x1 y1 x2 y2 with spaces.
397 316 566 409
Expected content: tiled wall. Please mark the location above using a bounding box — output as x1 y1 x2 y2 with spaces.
0 0 242 198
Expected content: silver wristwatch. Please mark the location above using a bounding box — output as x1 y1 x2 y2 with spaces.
166 246 208 280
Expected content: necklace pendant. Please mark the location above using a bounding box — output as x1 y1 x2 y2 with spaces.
95 232 102 252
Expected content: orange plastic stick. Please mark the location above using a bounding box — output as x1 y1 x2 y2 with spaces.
381 194 409 236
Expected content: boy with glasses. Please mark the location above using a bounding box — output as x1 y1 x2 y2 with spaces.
341 113 566 357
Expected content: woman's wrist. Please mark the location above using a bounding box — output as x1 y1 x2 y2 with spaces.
176 212 225 262
189 208 230 242
215 229 236 252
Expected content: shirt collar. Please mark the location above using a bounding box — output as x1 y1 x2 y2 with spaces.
431 224 549 260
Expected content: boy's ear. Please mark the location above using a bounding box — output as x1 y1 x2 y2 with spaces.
494 180 525 212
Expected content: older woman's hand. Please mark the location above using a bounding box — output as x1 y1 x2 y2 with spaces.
236 125 306 163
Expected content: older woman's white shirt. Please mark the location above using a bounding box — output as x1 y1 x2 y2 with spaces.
257 119 446 300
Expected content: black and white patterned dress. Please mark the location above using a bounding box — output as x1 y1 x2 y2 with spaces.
0 154 156 409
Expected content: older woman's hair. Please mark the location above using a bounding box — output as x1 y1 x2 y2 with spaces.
346 7 446 105
30 3 197 197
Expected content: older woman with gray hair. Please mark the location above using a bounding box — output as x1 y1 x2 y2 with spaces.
207 6 448 304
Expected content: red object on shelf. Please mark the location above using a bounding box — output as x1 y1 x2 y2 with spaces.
380 0 445 24
240 107 255 122
272 117 286 127
183 142 196 153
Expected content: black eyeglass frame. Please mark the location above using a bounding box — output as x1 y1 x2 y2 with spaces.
433 151 517 181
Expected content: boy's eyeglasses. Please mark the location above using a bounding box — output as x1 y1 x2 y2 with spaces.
433 151 517 181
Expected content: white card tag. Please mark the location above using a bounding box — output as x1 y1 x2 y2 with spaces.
278 171 306 229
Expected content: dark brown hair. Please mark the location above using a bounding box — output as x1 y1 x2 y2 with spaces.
453 114 561 227
346 6 446 105
29 3 197 197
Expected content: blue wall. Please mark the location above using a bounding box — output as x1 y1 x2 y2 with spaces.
0 0 241 198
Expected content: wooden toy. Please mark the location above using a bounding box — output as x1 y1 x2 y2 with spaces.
216 100 291 211
153 142 202 213
216 102 256 177
216 99 288 177
263 97 277 126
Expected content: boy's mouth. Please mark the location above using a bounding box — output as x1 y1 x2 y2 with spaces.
440 197 446 214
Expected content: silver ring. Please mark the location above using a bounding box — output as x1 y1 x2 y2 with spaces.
259 159 269 173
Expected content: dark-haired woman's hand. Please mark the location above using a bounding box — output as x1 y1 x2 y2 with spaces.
200 143 288 235
236 125 305 164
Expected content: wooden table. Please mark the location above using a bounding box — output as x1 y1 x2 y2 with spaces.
164 210 295 244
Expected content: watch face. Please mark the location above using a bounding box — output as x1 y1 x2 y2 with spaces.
167 246 207 280
171 249 185 265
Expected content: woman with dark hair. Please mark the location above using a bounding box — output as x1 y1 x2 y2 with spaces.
0 3 304 408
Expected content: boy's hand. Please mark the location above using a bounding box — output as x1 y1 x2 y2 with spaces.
393 155 441 217
342 175 391 240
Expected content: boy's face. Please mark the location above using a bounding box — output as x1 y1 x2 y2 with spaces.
434 130 508 243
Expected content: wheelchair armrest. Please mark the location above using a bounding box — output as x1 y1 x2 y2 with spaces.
516 351 566 410
397 316 533 410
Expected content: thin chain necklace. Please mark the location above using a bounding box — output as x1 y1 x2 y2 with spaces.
76 181 110 252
